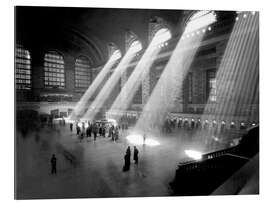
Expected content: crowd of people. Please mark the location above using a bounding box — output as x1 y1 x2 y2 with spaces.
48 116 143 175
49 118 141 175
162 117 240 134
69 120 121 142
50 145 140 175
162 118 203 133
48 113 255 176
110 114 224 134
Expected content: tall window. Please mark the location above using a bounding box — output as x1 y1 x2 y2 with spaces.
207 69 217 102
133 83 142 104
188 73 193 103
44 51 65 89
75 56 91 88
15 45 31 90
185 11 217 34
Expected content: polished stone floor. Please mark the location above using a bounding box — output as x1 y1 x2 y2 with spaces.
16 124 206 199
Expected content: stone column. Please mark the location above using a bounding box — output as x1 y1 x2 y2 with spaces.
64 55 75 92
120 68 128 103
142 71 150 105
30 49 45 101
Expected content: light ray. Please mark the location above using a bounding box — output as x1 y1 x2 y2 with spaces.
197 12 259 151
83 41 142 120
185 150 202 160
69 50 121 120
126 134 160 147
108 28 172 116
134 11 215 133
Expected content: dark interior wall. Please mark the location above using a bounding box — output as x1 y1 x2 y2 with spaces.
15 6 184 65
15 6 185 102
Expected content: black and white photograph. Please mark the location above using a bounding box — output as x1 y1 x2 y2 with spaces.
11 1 262 201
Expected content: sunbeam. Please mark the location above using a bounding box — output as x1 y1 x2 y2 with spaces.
83 40 142 120
134 11 216 134
69 50 122 120
108 28 172 117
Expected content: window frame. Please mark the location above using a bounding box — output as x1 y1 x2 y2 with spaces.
43 51 65 89
206 69 217 102
15 45 32 90
74 56 91 89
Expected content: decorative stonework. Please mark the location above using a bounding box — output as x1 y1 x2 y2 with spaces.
107 42 120 59
125 30 140 52
121 30 140 89
142 73 150 105
148 16 172 43
142 17 172 105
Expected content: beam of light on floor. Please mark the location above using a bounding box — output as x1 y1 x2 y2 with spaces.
108 28 172 117
82 41 142 120
134 11 217 134
69 50 122 120
184 150 202 160
197 12 259 151
126 134 160 147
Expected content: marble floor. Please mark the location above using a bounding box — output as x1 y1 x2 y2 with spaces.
15 124 206 199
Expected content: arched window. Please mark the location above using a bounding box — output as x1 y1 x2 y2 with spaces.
149 16 171 44
185 11 217 34
151 28 171 47
15 45 31 90
75 56 91 88
207 69 217 102
125 30 143 55
44 51 65 89
108 43 122 62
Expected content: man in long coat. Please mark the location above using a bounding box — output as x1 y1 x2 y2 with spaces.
133 146 139 164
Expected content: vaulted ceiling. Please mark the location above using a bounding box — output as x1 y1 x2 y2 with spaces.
15 6 185 66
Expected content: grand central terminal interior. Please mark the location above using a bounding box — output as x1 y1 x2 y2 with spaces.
15 7 259 199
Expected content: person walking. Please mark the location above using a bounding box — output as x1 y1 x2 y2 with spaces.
111 125 115 141
50 154 57 175
76 122 80 136
109 125 113 137
86 125 90 138
115 126 119 141
126 146 131 157
70 122 73 132
99 125 102 137
93 124 97 141
122 151 131 172
82 122 85 136
102 125 106 137
133 146 139 164
88 122 92 138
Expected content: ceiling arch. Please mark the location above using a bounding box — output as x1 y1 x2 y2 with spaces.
16 6 185 67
